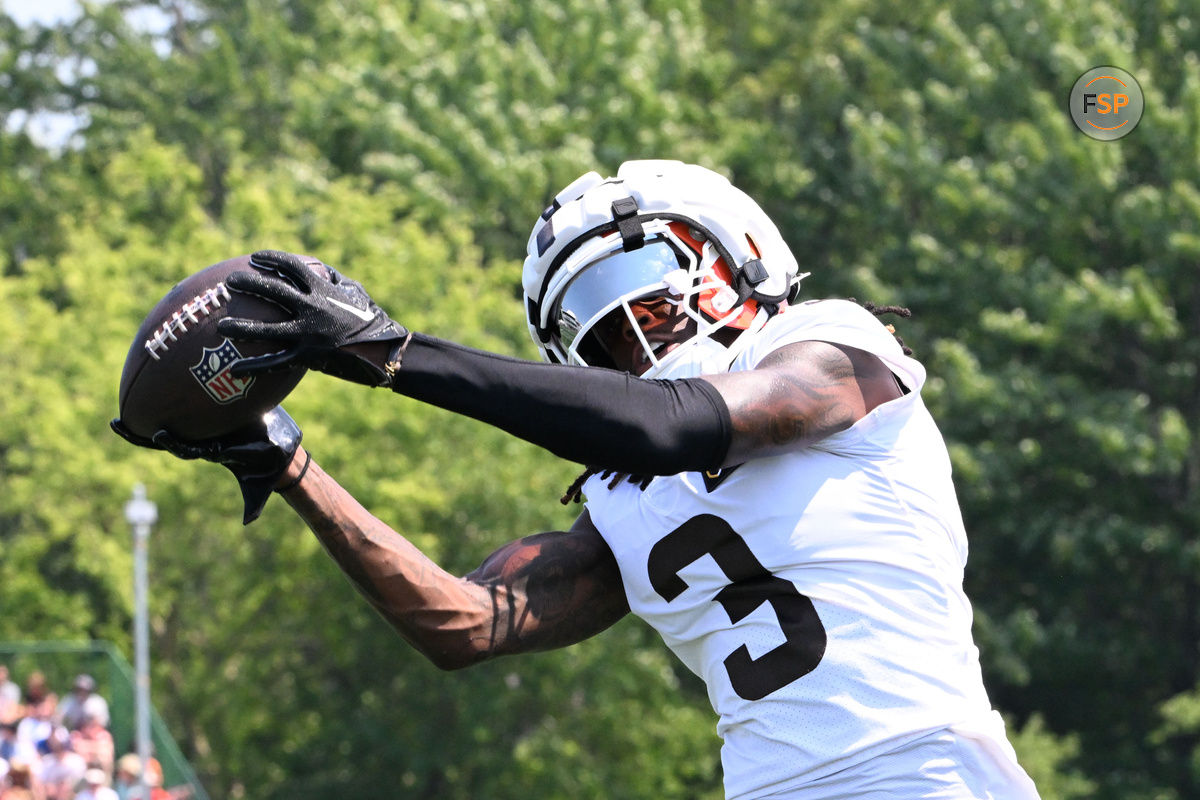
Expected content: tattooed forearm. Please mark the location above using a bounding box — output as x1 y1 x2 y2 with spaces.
280 459 627 669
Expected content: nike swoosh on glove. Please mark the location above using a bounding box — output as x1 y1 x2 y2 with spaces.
218 250 408 386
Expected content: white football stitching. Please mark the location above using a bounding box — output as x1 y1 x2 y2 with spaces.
143 283 231 360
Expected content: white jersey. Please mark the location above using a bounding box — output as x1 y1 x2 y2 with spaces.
584 300 1039 799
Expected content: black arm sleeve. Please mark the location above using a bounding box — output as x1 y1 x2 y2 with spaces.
389 333 732 475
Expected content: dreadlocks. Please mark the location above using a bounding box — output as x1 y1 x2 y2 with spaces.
560 469 653 505
859 301 913 355
559 300 914 505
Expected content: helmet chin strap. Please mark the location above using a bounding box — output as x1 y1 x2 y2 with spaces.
634 248 775 379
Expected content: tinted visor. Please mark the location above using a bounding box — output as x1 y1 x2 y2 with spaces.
554 239 685 352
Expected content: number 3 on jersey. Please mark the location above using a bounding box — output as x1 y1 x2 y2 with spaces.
647 514 827 701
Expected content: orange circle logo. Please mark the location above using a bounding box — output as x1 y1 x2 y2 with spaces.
1069 67 1144 141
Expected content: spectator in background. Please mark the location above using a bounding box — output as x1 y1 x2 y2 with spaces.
71 768 116 800
19 675 54 725
36 728 84 800
14 701 52 765
109 757 138 800
141 761 171 800
0 725 16 764
0 723 35 768
67 716 111 783
111 756 171 800
55 678 108 733
1 758 44 800
0 667 20 725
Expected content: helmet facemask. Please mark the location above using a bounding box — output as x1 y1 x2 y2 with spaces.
547 221 757 378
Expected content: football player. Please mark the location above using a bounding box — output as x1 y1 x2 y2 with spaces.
116 161 1040 799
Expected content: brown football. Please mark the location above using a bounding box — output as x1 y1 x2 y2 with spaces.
117 255 307 440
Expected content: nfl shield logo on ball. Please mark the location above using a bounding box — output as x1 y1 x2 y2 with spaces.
190 339 255 403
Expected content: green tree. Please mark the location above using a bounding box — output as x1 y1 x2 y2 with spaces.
708 1 1200 796
5 0 1200 796
3 2 734 794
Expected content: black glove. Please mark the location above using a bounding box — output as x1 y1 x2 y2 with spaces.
110 407 303 525
218 249 408 386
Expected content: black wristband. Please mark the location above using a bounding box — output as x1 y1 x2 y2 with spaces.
389 334 732 475
276 451 312 493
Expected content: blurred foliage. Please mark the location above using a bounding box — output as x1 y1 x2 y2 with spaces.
1 0 1197 798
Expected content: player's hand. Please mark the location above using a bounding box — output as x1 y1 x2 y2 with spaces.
112 407 302 525
218 249 408 387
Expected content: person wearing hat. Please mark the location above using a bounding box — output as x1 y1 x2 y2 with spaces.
54 676 108 732
112 754 140 800
74 768 118 800
110 754 170 800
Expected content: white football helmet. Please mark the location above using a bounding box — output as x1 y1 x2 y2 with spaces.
522 160 806 379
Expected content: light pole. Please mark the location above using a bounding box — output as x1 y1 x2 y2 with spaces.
124 483 157 800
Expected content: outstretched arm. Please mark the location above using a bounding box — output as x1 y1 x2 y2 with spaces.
275 447 630 670
219 251 900 475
